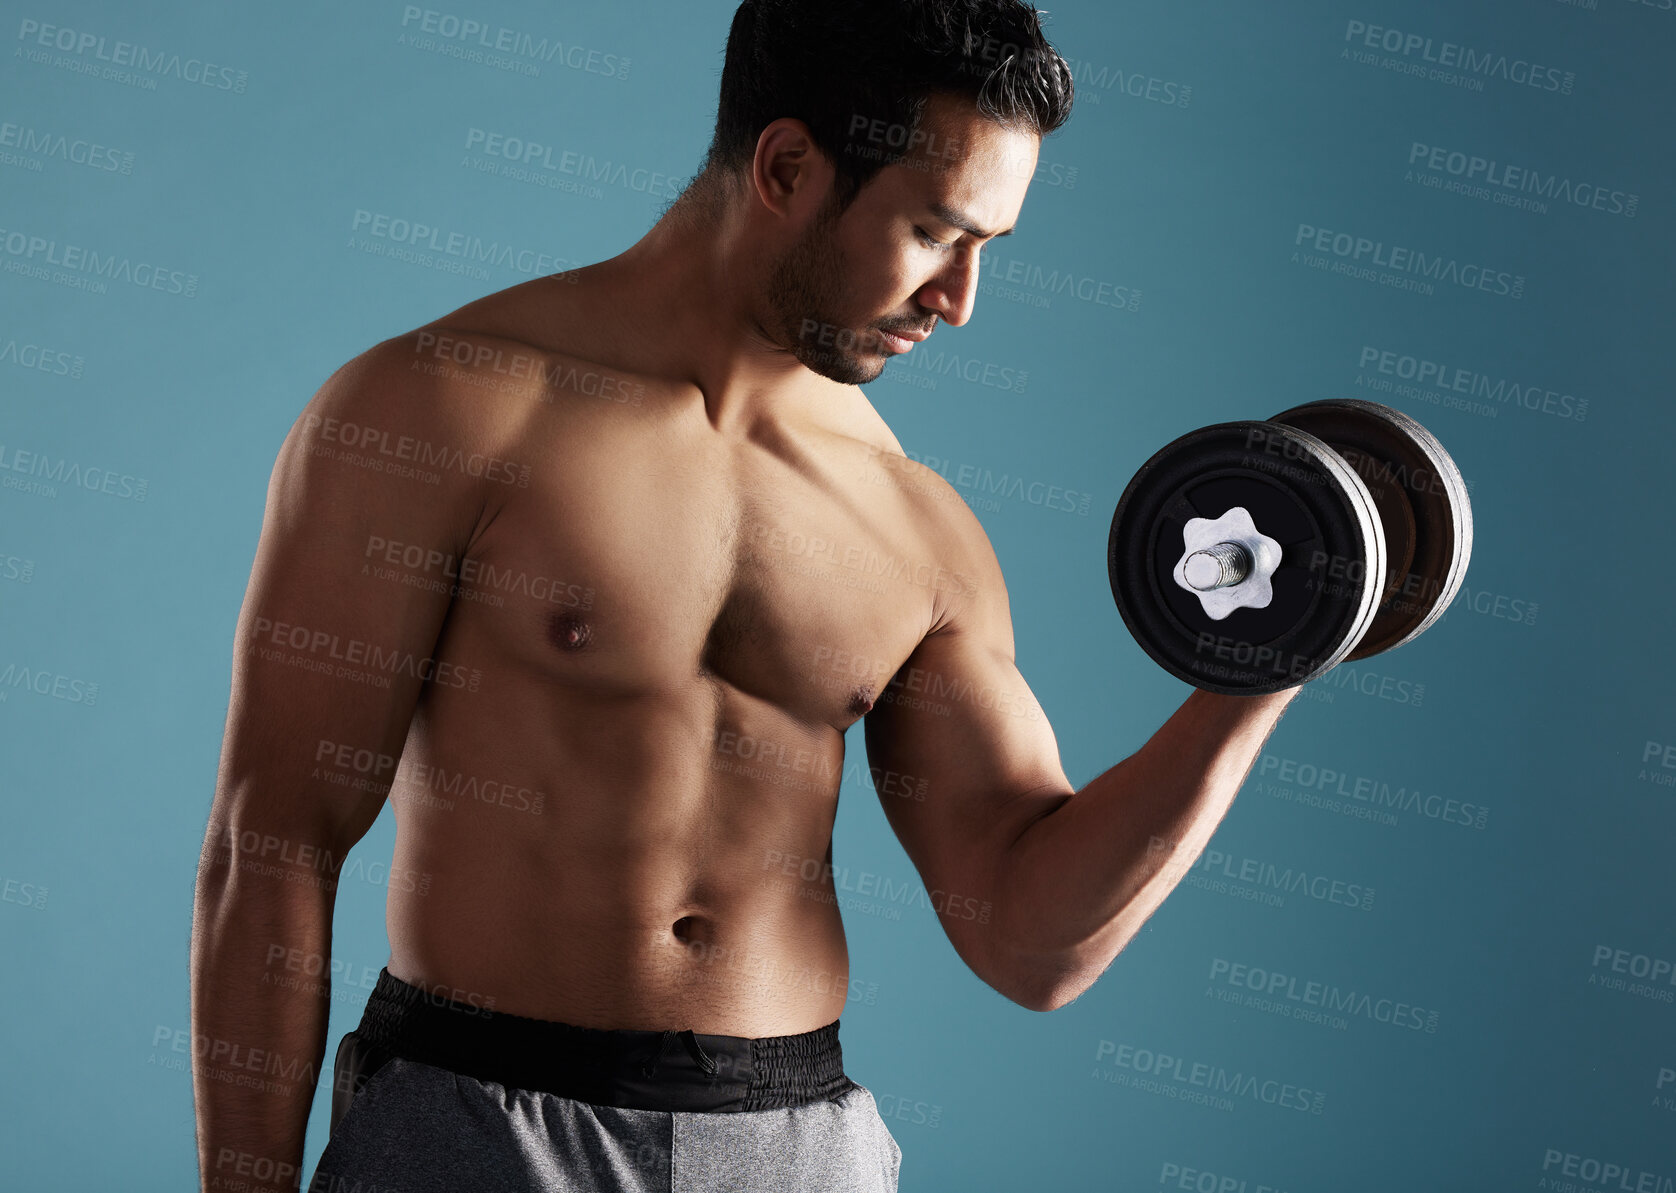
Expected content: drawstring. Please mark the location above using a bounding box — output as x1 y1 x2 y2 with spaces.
640 1028 718 1079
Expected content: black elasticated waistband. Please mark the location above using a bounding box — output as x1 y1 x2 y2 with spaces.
351 967 855 1112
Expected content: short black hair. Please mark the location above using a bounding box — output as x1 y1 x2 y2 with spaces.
698 0 1074 213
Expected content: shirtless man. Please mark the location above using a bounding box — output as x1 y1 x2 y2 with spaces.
190 3 1297 1190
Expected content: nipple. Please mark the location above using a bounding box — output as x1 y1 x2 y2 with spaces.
548 611 593 652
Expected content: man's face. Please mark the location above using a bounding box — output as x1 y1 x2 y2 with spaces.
767 94 1039 385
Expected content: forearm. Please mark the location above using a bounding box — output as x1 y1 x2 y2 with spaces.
995 686 1299 1010
190 845 337 1193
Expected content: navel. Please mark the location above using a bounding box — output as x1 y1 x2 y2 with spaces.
547 610 593 652
671 914 712 947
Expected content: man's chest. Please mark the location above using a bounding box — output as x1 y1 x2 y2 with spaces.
448 420 953 732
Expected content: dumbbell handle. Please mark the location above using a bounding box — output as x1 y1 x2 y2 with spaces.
1182 542 1252 591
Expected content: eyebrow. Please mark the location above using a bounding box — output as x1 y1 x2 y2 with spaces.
928 202 1015 240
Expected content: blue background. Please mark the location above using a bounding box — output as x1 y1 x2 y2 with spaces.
2 1 1672 1190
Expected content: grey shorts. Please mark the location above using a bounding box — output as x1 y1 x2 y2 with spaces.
307 969 902 1193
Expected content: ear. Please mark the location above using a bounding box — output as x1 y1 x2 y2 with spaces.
750 118 833 221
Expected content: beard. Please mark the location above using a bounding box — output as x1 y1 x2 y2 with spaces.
765 196 891 386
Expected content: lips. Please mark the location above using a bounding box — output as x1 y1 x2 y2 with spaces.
877 325 933 355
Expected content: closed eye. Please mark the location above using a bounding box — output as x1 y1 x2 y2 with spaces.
915 227 953 250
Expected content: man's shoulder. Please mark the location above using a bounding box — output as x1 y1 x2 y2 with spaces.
415 273 685 412
849 416 967 529
319 276 661 431
406 274 593 360
308 329 498 441
845 415 1005 635
286 314 558 500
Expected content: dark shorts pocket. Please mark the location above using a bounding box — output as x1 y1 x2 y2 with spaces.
327 1030 397 1138
308 1042 409 1193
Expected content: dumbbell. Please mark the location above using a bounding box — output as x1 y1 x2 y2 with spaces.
1106 399 1472 695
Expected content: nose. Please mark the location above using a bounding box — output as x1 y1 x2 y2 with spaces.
918 249 981 327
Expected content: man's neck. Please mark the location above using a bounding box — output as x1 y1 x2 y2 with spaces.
598 196 833 436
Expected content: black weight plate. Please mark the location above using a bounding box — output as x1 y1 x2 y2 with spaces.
1108 421 1384 694
1271 399 1472 660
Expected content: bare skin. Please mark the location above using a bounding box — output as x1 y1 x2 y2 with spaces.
191 93 1295 1190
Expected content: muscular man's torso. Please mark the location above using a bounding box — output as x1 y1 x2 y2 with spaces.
377 270 960 1036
